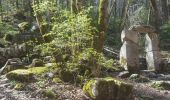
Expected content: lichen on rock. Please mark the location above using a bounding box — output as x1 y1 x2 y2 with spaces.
6 69 34 82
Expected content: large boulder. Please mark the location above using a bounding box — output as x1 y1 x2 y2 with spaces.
83 77 134 100
120 29 139 73
0 58 25 74
6 69 34 82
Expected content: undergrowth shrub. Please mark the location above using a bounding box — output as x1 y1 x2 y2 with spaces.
32 1 115 84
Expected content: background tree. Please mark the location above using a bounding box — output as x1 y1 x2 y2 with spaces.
95 0 109 52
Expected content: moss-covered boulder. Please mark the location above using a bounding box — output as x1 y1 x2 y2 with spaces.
6 69 34 82
28 67 49 75
31 59 44 67
83 77 134 100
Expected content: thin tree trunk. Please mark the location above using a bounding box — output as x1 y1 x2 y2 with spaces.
94 0 108 52
16 0 19 10
71 0 82 13
150 0 160 31
0 0 3 21
161 0 168 22
121 0 129 29
32 0 45 43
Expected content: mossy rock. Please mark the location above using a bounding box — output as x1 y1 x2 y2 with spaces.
28 67 49 75
52 77 63 83
83 77 133 100
151 81 170 91
6 69 34 82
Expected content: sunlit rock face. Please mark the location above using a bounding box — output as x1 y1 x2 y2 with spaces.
145 33 161 71
120 29 139 73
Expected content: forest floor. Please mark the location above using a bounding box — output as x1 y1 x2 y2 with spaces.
1 71 170 100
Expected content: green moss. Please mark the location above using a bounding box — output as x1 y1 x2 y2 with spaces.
14 83 26 90
83 79 97 99
28 67 49 75
52 77 63 83
43 89 56 99
76 75 84 84
6 69 33 82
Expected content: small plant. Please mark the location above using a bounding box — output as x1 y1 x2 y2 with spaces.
42 89 56 99
36 79 46 88
14 83 26 90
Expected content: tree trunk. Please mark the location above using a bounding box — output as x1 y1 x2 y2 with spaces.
32 0 45 43
161 0 168 22
150 0 160 31
0 0 3 21
71 0 83 13
94 0 108 52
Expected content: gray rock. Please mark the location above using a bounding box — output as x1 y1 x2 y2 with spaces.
140 70 157 78
161 58 170 72
43 56 53 63
145 33 161 71
0 58 25 75
118 71 131 78
129 74 150 82
120 29 139 73
30 59 44 67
